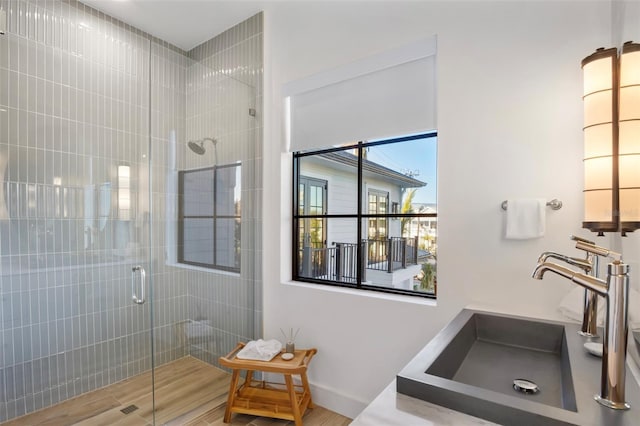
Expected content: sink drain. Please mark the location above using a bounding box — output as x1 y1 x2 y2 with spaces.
513 379 539 394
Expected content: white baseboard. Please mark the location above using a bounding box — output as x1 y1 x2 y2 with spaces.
309 381 369 419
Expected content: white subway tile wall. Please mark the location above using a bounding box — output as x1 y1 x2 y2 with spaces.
0 0 263 422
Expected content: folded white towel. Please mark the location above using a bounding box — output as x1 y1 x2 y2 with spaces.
505 198 546 240
236 339 283 361
558 286 640 330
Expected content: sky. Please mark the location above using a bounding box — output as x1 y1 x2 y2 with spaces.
366 135 437 204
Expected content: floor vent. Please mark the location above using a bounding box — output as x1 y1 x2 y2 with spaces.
120 405 139 415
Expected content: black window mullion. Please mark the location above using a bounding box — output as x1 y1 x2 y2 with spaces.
178 170 185 263
292 157 299 279
356 142 363 289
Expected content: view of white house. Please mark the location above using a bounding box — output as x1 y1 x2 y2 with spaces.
297 147 436 293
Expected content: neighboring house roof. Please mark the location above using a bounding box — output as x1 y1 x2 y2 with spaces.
412 203 437 214
312 151 427 188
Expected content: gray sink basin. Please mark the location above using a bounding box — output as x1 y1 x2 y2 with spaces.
397 309 640 426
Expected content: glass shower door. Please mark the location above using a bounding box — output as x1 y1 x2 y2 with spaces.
0 5 155 420
146 37 260 423
0 3 261 423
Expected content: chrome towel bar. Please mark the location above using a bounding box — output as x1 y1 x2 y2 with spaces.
501 199 563 211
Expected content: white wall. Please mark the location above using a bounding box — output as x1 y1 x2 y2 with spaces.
617 2 640 286
614 0 640 46
262 1 612 418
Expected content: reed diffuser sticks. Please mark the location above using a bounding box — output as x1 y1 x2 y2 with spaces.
280 327 300 343
280 328 300 354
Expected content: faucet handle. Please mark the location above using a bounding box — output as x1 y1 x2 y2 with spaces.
570 235 595 245
575 240 622 261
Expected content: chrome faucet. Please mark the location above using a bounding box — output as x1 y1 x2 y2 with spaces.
538 235 601 337
532 241 630 410
536 251 592 272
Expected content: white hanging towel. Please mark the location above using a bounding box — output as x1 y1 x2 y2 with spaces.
505 198 546 239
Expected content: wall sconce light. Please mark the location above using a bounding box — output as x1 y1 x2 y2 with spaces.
118 165 131 220
582 41 640 235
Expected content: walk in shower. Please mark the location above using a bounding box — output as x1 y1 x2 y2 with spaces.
0 0 263 423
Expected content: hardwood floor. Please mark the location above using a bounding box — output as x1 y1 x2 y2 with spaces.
2 357 351 426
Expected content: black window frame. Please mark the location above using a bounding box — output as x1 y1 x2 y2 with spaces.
292 132 437 298
178 163 242 273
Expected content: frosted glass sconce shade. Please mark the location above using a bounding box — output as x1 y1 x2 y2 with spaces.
582 42 640 235
619 43 640 226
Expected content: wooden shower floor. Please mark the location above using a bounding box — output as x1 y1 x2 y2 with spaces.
2 357 351 426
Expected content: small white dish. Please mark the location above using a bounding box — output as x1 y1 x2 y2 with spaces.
584 341 603 357
281 352 294 361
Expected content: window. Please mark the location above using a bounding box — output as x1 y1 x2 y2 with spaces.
368 189 389 238
299 176 327 248
297 176 328 277
179 163 241 272
367 189 389 267
293 133 437 297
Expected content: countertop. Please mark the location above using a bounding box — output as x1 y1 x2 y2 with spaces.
350 379 498 426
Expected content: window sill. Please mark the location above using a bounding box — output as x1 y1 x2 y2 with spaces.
282 280 437 306
167 262 241 277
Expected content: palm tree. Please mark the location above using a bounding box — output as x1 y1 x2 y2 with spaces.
400 188 416 236
420 261 435 291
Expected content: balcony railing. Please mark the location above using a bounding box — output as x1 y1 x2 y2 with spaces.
366 236 418 273
299 236 419 282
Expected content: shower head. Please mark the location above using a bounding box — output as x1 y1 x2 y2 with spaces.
188 140 206 155
187 137 217 155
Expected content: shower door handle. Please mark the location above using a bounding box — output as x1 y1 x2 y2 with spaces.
131 265 146 305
